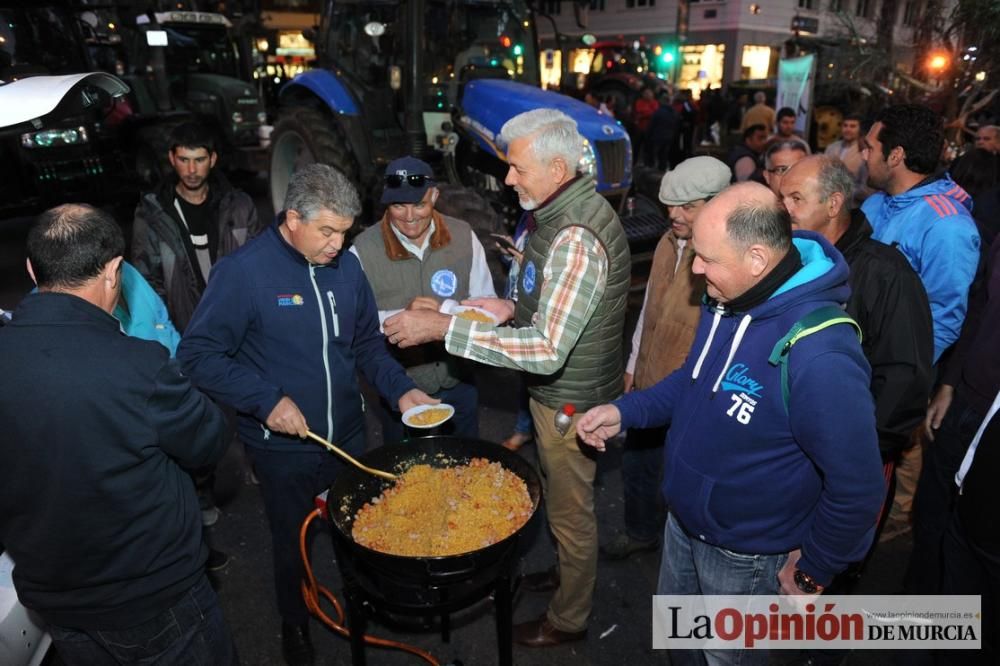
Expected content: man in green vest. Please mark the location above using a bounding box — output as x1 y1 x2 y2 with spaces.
350 156 496 442
384 108 631 648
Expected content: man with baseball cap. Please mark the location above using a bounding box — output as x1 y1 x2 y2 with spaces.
602 156 731 559
350 156 496 441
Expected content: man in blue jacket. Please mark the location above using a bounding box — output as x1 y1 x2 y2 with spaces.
578 183 884 664
177 164 436 666
860 103 980 362
0 205 235 665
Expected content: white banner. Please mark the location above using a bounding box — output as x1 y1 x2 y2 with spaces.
653 595 981 650
776 54 817 140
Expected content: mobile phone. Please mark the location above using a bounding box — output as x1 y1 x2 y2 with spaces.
491 233 517 253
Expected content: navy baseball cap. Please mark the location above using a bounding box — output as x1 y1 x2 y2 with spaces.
381 156 435 204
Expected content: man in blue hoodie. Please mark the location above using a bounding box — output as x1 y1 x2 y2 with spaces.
177 164 436 666
860 103 980 362
578 182 884 664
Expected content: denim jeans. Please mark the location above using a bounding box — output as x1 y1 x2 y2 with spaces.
248 430 365 625
379 380 479 445
48 574 238 666
621 425 667 542
658 514 787 666
513 384 533 435
904 389 984 594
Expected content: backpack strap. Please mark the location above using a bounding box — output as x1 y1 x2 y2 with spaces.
768 306 862 412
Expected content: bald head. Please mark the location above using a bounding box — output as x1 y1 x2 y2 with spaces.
976 125 1000 154
780 155 853 244
691 182 792 302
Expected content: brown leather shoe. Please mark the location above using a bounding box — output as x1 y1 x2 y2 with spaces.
519 566 559 592
514 614 587 647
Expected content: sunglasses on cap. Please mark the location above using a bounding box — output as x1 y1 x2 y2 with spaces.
384 174 433 188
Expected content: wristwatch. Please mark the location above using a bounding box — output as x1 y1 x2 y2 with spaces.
793 569 824 594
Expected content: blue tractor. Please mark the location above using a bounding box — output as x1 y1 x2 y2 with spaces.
267 0 633 225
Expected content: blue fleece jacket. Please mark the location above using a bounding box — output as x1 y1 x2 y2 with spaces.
615 232 884 586
862 176 980 361
177 224 417 452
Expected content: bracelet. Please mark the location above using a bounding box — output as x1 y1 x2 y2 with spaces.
793 569 823 594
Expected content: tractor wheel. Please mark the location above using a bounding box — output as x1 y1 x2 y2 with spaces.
435 182 510 295
269 106 360 213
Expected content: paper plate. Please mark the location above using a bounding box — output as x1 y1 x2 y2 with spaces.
450 305 500 325
402 403 456 429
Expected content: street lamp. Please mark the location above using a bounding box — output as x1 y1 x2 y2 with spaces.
926 50 950 75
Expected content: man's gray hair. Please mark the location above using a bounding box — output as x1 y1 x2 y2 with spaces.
283 164 361 221
499 109 583 170
726 198 792 252
981 125 1000 137
753 91 766 104
814 155 854 205
764 137 811 169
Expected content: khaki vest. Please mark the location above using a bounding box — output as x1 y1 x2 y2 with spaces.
514 177 630 410
633 233 705 390
353 211 473 393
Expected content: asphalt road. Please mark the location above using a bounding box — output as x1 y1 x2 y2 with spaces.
1 177 915 666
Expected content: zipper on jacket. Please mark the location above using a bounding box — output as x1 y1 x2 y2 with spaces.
309 265 335 440
327 291 340 338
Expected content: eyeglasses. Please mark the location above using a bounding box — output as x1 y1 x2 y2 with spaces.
766 165 792 176
384 174 432 188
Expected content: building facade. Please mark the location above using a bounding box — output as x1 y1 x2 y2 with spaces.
536 0 952 98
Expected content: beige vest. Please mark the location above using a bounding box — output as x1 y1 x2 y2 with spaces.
633 232 705 390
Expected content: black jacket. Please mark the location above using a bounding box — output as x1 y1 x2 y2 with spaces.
838 211 934 456
0 293 227 629
132 172 262 331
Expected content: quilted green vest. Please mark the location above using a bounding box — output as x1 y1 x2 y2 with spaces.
514 177 630 410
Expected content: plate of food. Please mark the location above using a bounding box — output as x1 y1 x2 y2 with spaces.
450 304 500 325
402 403 456 429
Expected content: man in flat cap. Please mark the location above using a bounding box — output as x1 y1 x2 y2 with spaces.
602 156 731 560
350 156 496 441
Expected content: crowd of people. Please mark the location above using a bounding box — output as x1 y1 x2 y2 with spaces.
1 96 999 666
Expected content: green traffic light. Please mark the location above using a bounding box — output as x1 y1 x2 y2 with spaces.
662 52 675 64
513 44 523 56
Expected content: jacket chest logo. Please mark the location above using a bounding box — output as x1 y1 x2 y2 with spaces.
430 269 458 297
720 363 764 397
720 363 764 426
277 293 305 307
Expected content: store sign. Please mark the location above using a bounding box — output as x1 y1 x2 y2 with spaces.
791 16 819 34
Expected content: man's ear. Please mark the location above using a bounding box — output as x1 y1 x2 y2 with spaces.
746 244 771 278
285 209 302 231
105 256 124 288
550 156 569 183
826 191 846 218
889 145 905 168
210 151 218 170
25 258 37 286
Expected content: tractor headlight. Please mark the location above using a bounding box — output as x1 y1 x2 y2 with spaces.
578 140 597 178
257 111 267 125
21 126 89 149
231 111 244 124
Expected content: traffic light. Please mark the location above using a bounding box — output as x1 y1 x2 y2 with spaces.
654 43 678 73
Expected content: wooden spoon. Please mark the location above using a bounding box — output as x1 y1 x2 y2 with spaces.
305 431 397 481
